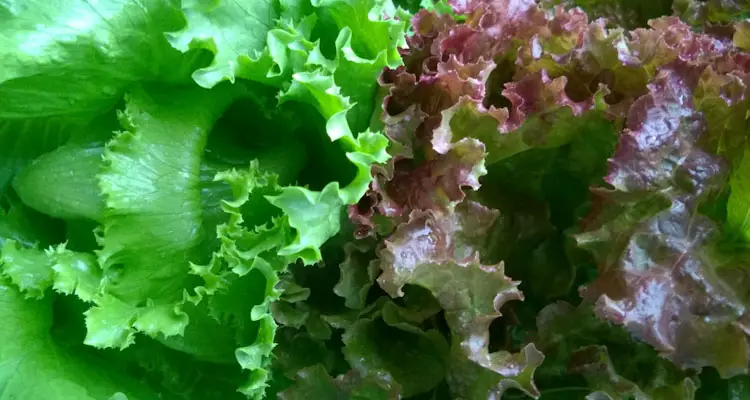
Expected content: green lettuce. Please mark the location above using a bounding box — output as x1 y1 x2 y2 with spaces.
0 0 405 397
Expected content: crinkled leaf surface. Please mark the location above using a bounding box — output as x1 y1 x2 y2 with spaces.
88 84 240 349
280 364 402 400
535 302 699 400
576 62 750 376
166 0 278 88
377 200 543 398
0 278 158 400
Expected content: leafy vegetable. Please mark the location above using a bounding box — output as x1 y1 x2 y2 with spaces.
3 0 750 398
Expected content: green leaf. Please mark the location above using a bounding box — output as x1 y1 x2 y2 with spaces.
268 184 343 265
166 0 279 88
0 277 158 400
727 148 750 242
674 0 750 25
541 0 673 28
279 73 390 206
570 345 697 400
272 327 338 379
736 21 750 51
189 164 298 399
342 300 449 396
88 84 240 349
535 302 700 400
13 144 106 221
48 244 102 302
279 364 402 400
115 334 247 400
0 200 65 249
311 0 406 69
1 240 102 305
0 109 120 200
330 22 392 131
0 0 191 119
0 240 54 299
334 241 380 309
696 371 750 400
0 119 79 197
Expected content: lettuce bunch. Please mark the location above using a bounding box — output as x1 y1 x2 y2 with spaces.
0 0 403 398
3 0 750 399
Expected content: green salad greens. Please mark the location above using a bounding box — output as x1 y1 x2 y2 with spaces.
2 0 750 399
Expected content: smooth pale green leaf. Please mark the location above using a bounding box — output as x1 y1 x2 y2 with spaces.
13 144 105 221
0 109 120 200
0 278 158 400
166 0 278 88
0 0 190 119
0 118 79 197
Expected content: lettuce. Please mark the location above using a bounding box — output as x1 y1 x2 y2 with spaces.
0 277 158 400
1 0 401 397
3 0 750 399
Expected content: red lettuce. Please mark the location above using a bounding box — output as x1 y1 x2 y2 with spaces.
348 0 750 398
576 21 750 378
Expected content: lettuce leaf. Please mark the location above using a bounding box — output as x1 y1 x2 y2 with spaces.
0 277 158 400
535 302 698 399
376 200 544 398
280 364 403 399
0 0 197 119
1 0 404 397
576 50 750 377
